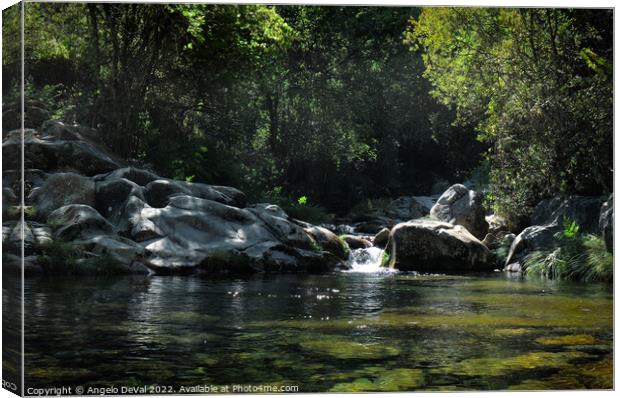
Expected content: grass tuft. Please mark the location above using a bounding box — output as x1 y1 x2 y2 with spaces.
524 234 612 283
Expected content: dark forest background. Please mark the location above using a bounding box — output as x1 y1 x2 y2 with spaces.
2 4 613 221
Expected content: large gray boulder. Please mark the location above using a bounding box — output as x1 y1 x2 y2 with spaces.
504 195 606 266
3 126 121 176
599 194 613 253
32 172 95 218
144 178 238 209
137 195 340 274
386 219 492 273
430 184 488 239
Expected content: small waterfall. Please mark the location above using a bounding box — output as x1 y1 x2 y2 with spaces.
345 247 394 273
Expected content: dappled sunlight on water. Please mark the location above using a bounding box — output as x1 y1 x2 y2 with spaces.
16 272 613 391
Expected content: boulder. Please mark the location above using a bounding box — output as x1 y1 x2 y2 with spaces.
2 126 121 175
504 224 558 266
137 195 340 274
251 203 289 219
386 219 492 273
95 167 159 187
341 234 372 250
211 185 248 208
74 234 146 271
144 179 238 209
305 226 349 260
47 204 114 241
95 177 145 229
430 184 488 239
32 172 95 218
505 195 606 266
373 227 390 248
532 195 604 234
599 194 613 253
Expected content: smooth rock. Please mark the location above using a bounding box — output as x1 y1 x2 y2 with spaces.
373 227 390 248
305 226 349 260
47 204 114 241
430 184 489 239
341 234 372 250
387 219 491 272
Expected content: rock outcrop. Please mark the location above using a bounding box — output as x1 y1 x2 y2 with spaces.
386 219 492 273
2 121 346 276
430 184 488 239
504 195 606 267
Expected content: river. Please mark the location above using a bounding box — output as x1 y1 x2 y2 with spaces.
4 264 613 392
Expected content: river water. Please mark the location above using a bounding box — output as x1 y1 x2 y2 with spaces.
6 266 613 392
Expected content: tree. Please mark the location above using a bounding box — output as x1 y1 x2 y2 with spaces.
407 8 613 218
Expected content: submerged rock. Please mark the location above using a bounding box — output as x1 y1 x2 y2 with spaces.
430 184 488 239
386 219 491 272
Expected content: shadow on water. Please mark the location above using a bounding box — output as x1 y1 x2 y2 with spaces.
18 271 613 391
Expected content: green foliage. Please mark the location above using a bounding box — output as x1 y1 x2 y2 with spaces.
297 196 308 206
12 4 484 215
381 251 391 267
408 9 612 220
492 235 513 265
524 234 612 283
562 216 580 239
575 235 613 283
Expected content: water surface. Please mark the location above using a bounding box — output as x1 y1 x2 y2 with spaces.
17 272 613 391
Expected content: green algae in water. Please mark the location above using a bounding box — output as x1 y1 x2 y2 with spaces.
330 368 425 392
535 334 597 346
299 335 400 359
433 351 594 377
508 355 613 390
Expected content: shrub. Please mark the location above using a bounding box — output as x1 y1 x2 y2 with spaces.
524 234 612 283
491 235 513 265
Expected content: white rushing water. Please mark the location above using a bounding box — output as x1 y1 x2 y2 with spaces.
345 247 394 273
